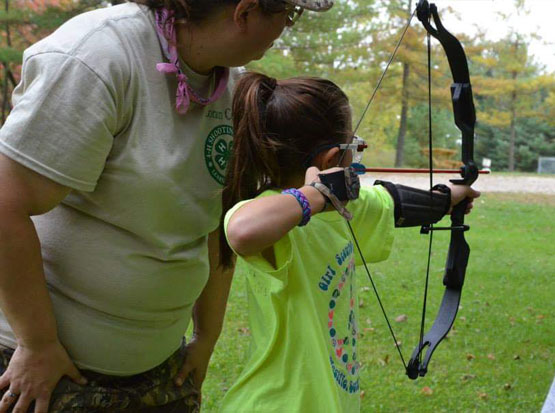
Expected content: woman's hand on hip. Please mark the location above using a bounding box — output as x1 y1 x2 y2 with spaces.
0 341 86 413
175 334 216 393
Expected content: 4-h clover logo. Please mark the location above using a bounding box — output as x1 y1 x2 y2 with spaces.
204 125 234 185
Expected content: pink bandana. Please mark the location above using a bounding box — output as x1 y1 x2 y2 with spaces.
154 9 230 114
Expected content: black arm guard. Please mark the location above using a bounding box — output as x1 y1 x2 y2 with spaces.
374 180 451 227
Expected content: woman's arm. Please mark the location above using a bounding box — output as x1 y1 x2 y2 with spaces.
173 229 235 390
0 153 85 413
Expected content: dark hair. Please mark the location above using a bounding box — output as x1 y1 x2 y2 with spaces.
129 0 288 23
219 72 352 267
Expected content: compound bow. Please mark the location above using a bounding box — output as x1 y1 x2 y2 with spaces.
347 0 479 380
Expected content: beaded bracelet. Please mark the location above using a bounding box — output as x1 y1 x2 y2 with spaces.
282 188 311 227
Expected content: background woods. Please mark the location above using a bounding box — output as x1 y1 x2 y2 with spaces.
0 0 554 169
0 1 552 412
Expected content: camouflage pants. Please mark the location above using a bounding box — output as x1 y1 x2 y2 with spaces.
0 341 200 413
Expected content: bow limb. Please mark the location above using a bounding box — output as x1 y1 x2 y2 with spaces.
406 0 478 379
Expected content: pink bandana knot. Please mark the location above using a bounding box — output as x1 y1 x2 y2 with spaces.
154 9 230 115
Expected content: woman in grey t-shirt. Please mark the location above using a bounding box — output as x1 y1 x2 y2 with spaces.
0 1 332 412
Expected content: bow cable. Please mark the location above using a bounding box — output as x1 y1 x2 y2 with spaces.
418 27 434 369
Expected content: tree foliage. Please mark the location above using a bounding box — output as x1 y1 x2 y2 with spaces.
1 0 553 172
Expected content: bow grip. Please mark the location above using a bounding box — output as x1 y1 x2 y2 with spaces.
443 198 470 289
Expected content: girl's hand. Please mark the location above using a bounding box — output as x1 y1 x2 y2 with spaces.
446 184 481 214
304 166 345 186
303 166 349 214
0 341 86 413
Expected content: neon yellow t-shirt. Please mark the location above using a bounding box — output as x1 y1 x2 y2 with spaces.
221 186 395 413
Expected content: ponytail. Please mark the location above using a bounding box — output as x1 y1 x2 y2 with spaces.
219 72 352 268
220 73 283 268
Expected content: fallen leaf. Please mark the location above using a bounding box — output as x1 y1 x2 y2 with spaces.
359 299 365 308
459 316 467 321
503 383 512 391
466 354 476 361
365 318 372 325
377 354 390 366
238 327 250 335
361 287 371 292
487 354 496 360
461 374 476 382
421 386 433 396
478 392 488 400
513 355 520 360
360 390 366 399
395 314 408 323
363 327 375 333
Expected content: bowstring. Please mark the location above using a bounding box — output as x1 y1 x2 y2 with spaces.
344 7 419 371
347 221 408 370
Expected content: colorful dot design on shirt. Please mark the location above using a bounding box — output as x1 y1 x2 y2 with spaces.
328 261 360 377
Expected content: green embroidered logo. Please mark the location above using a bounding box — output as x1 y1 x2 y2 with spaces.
204 125 234 185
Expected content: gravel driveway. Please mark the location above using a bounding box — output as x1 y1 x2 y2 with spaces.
360 173 555 194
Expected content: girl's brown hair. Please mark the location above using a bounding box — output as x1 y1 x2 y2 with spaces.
129 0 288 23
220 72 352 267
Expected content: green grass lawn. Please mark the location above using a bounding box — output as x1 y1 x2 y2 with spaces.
201 193 555 412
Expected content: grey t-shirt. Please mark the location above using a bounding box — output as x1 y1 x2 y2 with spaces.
0 4 238 375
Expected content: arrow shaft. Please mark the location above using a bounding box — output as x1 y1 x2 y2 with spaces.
360 168 490 174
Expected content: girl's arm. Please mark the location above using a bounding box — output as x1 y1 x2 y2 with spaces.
226 167 331 257
226 185 325 257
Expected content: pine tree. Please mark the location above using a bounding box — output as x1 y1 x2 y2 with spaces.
473 32 555 171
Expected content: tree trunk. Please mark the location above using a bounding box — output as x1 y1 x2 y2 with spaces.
508 40 519 172
508 86 517 171
394 0 412 168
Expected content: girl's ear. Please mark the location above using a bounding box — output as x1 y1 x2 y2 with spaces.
314 147 341 170
233 0 259 31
